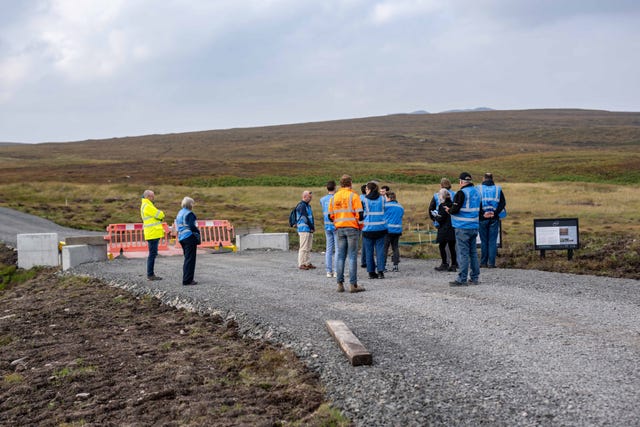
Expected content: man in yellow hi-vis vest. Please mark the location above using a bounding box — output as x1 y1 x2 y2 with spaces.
140 189 165 281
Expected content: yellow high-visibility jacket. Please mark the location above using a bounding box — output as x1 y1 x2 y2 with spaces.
140 198 165 240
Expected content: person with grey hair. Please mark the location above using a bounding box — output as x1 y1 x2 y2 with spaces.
295 190 316 270
478 172 507 268
433 188 458 272
175 196 200 286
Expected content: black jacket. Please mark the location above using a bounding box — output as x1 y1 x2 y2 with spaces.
435 199 455 243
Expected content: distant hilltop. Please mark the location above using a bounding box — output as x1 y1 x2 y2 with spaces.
408 107 495 115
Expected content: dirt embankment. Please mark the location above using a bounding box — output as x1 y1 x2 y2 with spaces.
0 245 346 426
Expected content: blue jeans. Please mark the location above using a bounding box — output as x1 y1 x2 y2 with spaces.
336 227 360 285
146 238 160 277
363 235 386 273
455 228 480 283
325 229 337 273
479 219 499 266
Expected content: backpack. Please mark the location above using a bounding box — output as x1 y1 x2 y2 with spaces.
288 206 297 227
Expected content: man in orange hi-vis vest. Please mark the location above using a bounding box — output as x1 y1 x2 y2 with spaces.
329 174 365 293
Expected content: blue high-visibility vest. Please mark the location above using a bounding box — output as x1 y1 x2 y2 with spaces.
319 194 335 231
451 186 481 229
363 196 386 232
384 200 404 234
175 207 194 241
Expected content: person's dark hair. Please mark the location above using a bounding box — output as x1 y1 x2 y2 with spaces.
484 172 493 181
366 181 378 192
381 185 390 192
386 191 396 201
361 184 367 194
326 180 336 192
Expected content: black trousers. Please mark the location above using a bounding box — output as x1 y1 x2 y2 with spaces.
384 233 401 265
439 240 457 266
181 235 198 284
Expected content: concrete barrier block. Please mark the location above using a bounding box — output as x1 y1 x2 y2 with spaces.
65 235 108 246
17 233 59 269
62 244 108 271
236 233 289 251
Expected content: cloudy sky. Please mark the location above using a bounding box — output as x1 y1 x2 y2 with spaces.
1 0 639 143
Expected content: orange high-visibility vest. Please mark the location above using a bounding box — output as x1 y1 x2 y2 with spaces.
329 188 363 229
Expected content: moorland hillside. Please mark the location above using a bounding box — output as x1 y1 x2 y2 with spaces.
1 109 639 186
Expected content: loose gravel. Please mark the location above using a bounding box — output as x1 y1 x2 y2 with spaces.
69 249 640 426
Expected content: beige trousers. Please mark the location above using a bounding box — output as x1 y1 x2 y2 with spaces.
298 232 313 266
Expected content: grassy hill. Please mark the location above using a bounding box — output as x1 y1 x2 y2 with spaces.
1 109 639 186
1 108 639 279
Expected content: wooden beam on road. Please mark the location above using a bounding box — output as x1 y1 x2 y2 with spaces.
325 320 372 366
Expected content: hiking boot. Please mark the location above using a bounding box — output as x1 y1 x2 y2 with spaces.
147 275 162 281
434 263 449 271
306 264 317 269
377 271 385 279
448 265 458 272
480 264 488 268
449 280 468 287
299 265 310 270
337 282 345 292
350 284 365 293
468 280 480 285
392 265 399 272
368 272 378 279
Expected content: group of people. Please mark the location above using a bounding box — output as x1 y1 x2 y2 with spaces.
427 171 507 286
294 175 406 293
140 190 200 286
294 171 506 290
141 170 506 290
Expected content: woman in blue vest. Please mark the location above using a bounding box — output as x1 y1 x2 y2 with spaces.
362 181 387 279
175 197 201 286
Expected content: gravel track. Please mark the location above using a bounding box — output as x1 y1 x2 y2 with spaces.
69 250 640 426
2 208 639 426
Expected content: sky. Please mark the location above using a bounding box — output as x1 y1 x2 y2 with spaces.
1 0 639 143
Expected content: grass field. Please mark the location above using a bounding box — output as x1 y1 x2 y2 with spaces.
1 109 639 278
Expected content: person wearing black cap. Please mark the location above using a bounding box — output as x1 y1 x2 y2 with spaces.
445 172 482 286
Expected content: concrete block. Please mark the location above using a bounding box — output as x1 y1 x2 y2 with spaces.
234 226 264 236
62 244 108 271
236 233 289 251
17 233 59 269
65 235 108 246
326 320 373 366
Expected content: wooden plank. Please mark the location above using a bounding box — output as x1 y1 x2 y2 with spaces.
325 320 372 366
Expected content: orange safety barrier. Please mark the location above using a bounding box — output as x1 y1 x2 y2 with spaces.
104 222 172 256
174 219 236 252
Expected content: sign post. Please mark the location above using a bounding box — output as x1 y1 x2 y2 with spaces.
534 218 580 260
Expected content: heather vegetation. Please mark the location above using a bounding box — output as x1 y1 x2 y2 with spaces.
1 109 639 278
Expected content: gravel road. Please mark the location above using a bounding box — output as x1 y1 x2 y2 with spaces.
2 208 640 426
